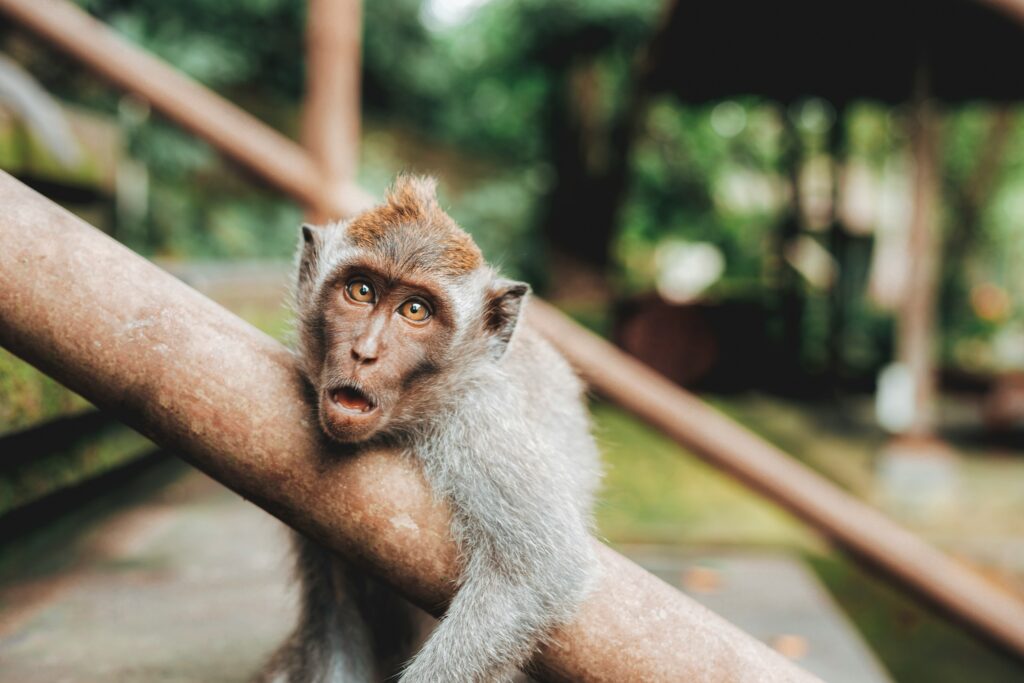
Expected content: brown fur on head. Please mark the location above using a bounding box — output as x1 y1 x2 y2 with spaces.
295 174 528 444
345 176 483 276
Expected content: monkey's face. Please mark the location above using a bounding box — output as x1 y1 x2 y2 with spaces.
296 175 529 444
311 265 459 443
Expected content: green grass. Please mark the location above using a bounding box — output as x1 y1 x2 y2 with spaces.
0 349 91 434
593 402 820 550
0 426 152 517
809 553 1023 683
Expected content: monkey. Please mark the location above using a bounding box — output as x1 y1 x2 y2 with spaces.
257 175 602 683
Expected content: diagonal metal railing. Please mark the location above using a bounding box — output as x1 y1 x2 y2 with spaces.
2 0 1023 664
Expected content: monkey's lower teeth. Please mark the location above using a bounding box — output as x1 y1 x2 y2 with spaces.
331 388 373 412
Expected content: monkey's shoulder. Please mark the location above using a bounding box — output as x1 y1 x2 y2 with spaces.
501 322 586 401
507 321 581 374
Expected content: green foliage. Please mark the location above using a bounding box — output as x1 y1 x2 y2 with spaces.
844 102 898 168
617 98 784 294
442 175 546 281
0 425 151 516
363 0 444 115
939 106 1024 370
361 0 662 186
79 0 304 97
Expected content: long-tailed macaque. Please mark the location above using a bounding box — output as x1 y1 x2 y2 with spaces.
258 175 601 682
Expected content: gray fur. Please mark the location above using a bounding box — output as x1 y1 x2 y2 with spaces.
259 177 601 682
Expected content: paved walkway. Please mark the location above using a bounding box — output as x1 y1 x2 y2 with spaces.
0 469 292 682
0 466 890 682
625 545 891 683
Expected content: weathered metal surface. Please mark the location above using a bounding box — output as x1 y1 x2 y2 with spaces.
0 173 818 681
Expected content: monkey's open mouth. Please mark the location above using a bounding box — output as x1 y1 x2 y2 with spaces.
330 386 377 414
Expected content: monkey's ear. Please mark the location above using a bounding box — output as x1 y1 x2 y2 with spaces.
484 279 530 357
301 222 321 246
298 223 323 286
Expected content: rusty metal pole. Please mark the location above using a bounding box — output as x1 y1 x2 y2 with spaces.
0 0 372 218
302 0 364 223
0 173 817 682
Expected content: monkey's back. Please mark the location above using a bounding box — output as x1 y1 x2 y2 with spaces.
500 313 603 514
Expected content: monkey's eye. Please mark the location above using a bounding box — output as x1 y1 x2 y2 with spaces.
345 279 375 303
398 298 431 322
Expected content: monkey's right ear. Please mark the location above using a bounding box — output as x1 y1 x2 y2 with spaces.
484 279 530 358
298 223 323 286
301 222 321 246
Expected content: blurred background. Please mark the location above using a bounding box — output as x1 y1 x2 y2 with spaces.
1 1 1023 681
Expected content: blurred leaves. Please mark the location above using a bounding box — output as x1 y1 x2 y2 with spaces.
79 0 303 95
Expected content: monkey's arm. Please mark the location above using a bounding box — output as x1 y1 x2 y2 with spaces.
402 431 595 683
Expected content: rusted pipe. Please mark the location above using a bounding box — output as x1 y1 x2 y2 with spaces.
527 299 1024 658
0 0 373 218
0 173 817 681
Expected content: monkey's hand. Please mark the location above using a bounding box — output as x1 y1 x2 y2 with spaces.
399 447 595 683
399 539 594 683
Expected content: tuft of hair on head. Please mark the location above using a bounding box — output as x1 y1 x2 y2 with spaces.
385 174 441 216
346 173 483 275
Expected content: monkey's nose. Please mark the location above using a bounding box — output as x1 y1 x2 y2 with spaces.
351 346 378 365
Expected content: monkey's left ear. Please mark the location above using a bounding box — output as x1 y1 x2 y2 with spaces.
484 279 530 358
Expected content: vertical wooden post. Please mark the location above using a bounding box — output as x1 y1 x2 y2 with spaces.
775 115 805 385
826 105 848 387
303 0 363 222
898 66 942 439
